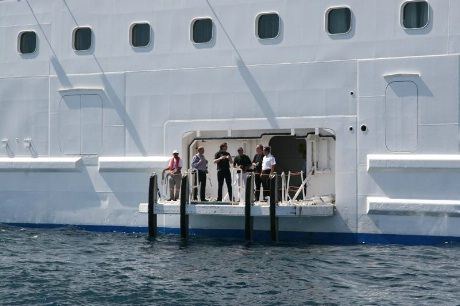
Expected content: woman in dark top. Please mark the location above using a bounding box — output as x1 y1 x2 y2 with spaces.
214 142 233 202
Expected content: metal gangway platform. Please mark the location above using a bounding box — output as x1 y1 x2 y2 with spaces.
139 172 335 241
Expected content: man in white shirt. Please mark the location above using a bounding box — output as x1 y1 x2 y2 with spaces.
261 146 276 201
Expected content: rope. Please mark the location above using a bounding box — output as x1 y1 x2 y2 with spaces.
286 172 304 176
301 171 306 200
287 174 291 202
281 172 285 203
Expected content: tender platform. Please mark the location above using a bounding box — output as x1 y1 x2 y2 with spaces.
139 197 335 217
142 172 335 241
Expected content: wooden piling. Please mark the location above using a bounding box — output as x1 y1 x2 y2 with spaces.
148 173 158 238
180 174 189 239
269 174 279 242
244 174 254 241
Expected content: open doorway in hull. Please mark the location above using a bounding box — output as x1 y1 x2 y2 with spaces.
163 129 336 204
269 136 307 199
269 136 306 173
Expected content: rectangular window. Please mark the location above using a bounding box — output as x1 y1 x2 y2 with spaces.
402 1 429 29
192 18 213 43
257 13 279 39
19 31 37 54
131 23 151 47
73 27 92 51
327 7 351 34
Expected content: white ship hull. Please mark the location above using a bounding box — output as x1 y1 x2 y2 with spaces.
1 0 460 243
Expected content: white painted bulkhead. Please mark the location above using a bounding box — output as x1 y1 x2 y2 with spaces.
0 0 459 240
357 55 460 238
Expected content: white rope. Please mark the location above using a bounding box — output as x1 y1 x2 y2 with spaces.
238 170 245 204
286 171 291 202
223 168 236 203
188 171 193 202
301 171 306 200
160 172 171 201
281 172 285 203
292 176 307 201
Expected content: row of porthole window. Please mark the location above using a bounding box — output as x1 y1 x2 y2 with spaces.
17 1 429 54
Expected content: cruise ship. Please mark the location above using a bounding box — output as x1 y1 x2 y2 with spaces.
1 0 459 244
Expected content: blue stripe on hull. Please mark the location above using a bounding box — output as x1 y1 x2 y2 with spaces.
3 222 459 245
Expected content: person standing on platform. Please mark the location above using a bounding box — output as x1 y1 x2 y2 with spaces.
214 142 233 202
233 147 252 201
163 150 183 201
191 146 208 202
252 144 264 201
261 146 276 201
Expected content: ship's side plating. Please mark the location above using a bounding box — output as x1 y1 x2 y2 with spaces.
0 0 459 241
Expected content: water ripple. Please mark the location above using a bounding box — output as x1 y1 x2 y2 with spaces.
0 225 459 305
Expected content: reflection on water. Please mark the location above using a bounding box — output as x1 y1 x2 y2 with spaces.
0 225 458 305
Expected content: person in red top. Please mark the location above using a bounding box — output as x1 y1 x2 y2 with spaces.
163 150 183 201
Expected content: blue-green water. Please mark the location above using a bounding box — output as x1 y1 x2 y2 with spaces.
0 225 458 305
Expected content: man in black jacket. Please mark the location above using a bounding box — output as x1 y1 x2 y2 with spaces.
214 142 233 202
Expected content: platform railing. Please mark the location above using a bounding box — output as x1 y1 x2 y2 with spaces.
187 168 245 204
159 168 315 205
279 171 313 203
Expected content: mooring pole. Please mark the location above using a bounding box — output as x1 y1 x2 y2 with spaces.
244 174 254 241
180 174 189 239
269 174 279 242
148 173 158 238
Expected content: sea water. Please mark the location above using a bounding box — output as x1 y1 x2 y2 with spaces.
0 225 458 305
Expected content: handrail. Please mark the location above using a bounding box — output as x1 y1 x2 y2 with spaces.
159 168 313 204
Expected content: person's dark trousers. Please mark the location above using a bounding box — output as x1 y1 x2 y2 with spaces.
254 173 263 201
261 170 271 200
193 170 207 201
198 170 207 201
217 169 232 201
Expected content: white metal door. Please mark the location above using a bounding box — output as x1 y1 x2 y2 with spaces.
58 94 103 155
59 95 81 154
81 94 103 154
385 81 418 152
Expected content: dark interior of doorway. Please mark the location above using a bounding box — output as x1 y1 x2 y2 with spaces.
269 136 306 198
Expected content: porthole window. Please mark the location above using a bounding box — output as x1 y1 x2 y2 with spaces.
192 18 213 43
257 13 279 39
73 27 92 51
131 23 151 47
402 1 429 29
327 7 351 34
19 31 37 54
